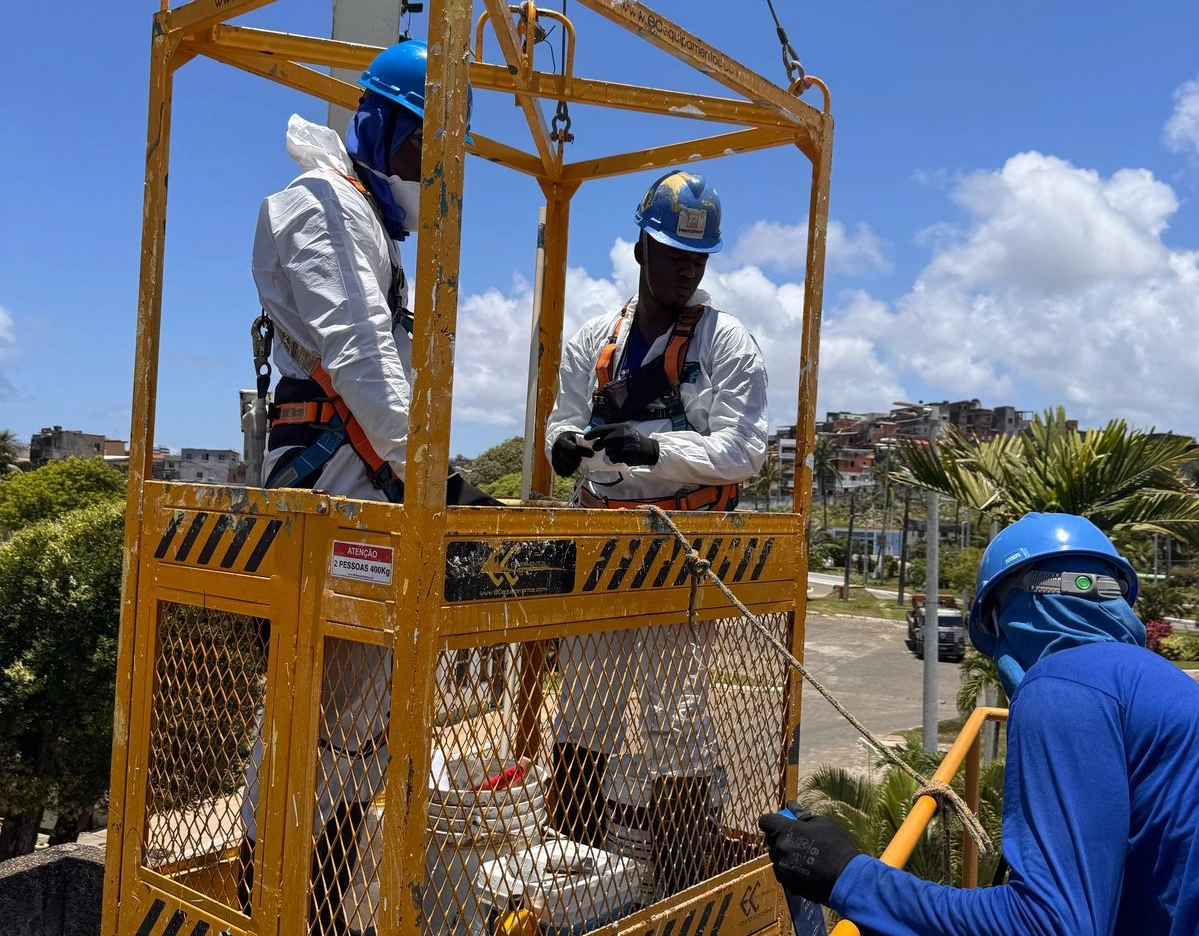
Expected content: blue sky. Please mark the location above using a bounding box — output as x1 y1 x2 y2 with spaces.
3 1 1199 458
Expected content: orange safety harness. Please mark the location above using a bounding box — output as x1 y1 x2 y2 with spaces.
260 171 407 502
584 303 739 512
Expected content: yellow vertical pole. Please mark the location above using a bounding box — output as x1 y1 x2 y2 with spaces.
529 179 579 497
102 13 175 936
962 732 982 887
376 0 473 932
783 120 833 800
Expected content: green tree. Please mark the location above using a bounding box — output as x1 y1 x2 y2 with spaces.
812 434 842 530
898 407 1199 548
0 499 124 857
482 471 574 501
0 430 22 476
0 457 126 536
798 737 1006 887
748 453 783 511
465 437 526 488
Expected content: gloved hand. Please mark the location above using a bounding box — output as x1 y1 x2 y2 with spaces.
551 431 594 477
757 803 861 905
583 422 660 466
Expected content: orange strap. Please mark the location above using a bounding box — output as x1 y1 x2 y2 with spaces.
270 400 339 426
594 304 705 392
307 362 392 481
577 483 738 512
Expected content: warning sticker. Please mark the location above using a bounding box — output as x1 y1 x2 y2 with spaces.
331 540 393 585
675 206 708 240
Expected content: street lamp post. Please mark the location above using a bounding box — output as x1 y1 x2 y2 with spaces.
842 490 856 601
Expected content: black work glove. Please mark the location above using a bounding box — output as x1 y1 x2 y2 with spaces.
758 803 861 905
583 422 660 467
551 431 594 477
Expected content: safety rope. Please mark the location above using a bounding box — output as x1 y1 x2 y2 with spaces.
645 504 993 856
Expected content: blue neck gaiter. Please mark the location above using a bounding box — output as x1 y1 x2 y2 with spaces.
345 92 421 240
993 557 1146 698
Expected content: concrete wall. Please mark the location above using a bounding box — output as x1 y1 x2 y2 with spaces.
0 844 104 936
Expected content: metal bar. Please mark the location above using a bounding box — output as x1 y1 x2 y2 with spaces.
161 0 276 37
480 0 558 174
561 126 798 182
577 0 820 129
791 117 833 514
830 707 1009 936
530 180 579 497
104 20 176 934
963 732 982 887
468 62 809 131
469 134 545 177
200 43 363 110
208 23 382 69
378 1 474 932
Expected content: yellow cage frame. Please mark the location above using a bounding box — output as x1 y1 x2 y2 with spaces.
104 1 833 934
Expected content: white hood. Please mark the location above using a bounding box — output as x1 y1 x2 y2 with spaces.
284 114 353 175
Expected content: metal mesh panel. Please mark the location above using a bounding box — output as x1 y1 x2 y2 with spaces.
143 602 268 908
310 637 394 936
424 614 789 935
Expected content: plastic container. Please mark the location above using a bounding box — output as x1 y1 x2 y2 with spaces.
600 754 656 907
422 748 548 935
476 838 640 936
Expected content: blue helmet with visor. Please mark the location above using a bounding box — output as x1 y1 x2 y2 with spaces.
968 512 1138 655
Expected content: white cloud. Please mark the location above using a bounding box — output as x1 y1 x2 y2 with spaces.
723 218 891 276
1164 74 1199 160
452 151 1199 446
858 153 1199 433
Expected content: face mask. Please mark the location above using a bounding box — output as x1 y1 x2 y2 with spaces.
387 178 421 228
363 167 421 233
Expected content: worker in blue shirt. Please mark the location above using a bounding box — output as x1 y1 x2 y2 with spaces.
760 512 1199 936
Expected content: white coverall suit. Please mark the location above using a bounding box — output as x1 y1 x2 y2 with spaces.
240 115 404 843
544 289 769 775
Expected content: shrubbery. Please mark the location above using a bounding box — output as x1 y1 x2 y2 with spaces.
1157 633 1199 663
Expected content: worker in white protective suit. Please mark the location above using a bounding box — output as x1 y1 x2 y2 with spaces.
544 170 768 896
239 39 494 936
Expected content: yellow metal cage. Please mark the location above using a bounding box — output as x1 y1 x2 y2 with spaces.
104 2 833 935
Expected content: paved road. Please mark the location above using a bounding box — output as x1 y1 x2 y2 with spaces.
794 611 964 776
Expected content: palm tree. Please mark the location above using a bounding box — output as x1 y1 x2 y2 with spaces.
798 737 1006 886
871 450 902 579
0 430 22 476
898 407 1199 549
750 453 783 511
812 433 842 530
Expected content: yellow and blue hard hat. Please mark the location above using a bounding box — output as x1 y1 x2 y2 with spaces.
634 170 722 253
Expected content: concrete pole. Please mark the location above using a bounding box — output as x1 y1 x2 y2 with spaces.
922 490 940 752
842 491 855 600
329 0 404 135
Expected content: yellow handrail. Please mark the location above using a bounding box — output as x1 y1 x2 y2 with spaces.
830 706 1009 936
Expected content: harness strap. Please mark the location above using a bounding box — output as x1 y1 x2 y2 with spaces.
269 327 404 503
591 302 704 431
577 483 738 513
270 400 339 426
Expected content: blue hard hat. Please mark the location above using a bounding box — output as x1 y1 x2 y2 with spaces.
358 40 473 140
968 512 1138 650
634 171 722 253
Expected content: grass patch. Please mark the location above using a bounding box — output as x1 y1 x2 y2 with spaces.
806 585 909 622
1177 660 1199 671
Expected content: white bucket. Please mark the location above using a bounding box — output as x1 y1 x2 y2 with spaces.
601 754 656 907
476 837 640 936
424 749 548 935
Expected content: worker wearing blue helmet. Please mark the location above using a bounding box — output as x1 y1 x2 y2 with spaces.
544 170 769 895
241 39 490 935
760 512 1199 936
